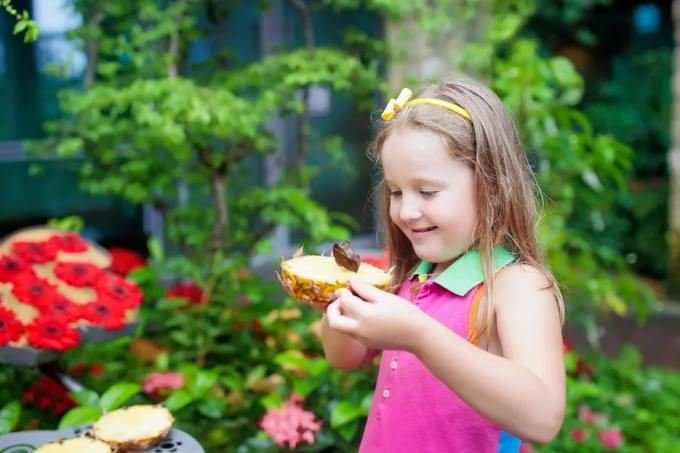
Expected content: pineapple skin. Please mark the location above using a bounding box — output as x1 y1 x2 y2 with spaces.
95 429 172 452
278 266 391 306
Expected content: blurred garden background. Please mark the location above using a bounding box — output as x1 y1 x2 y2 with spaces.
0 0 679 451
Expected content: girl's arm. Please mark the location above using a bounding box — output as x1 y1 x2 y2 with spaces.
412 265 565 443
327 267 565 444
320 308 376 370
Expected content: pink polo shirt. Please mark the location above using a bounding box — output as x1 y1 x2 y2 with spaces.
359 248 521 453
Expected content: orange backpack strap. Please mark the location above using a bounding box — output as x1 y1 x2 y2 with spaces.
467 284 486 346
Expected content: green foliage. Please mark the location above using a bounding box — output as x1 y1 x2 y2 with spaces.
446 3 657 338
0 401 21 435
485 39 656 335
1 0 39 42
536 346 680 452
58 382 141 428
584 49 672 278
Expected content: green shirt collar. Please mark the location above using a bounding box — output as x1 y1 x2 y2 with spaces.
412 245 515 295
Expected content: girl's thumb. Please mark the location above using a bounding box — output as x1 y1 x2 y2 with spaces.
348 276 381 302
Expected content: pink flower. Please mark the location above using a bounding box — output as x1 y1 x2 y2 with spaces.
571 428 589 443
599 427 624 450
259 393 323 449
578 404 596 424
142 372 184 395
518 443 534 453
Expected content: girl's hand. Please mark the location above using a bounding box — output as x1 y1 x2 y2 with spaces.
325 276 430 351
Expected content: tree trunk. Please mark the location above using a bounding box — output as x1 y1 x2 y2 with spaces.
670 0 680 299
384 1 490 91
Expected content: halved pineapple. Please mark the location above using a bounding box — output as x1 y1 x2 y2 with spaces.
92 405 174 451
279 244 392 307
35 437 112 453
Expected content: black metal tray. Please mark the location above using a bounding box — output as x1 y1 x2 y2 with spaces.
0 424 204 452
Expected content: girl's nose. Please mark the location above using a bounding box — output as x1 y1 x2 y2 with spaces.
399 197 422 222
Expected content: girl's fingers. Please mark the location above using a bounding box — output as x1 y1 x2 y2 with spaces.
348 276 383 302
335 293 366 319
334 287 353 299
326 300 359 333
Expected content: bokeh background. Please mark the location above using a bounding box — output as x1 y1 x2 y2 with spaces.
0 1 678 452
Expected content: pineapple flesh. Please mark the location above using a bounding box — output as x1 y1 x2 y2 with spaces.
279 254 392 306
92 405 174 451
35 437 112 453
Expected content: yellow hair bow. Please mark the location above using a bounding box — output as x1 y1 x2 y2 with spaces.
381 88 472 122
381 88 413 121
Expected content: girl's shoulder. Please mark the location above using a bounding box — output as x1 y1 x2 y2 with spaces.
493 263 558 311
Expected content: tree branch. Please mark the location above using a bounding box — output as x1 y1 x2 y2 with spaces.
288 0 315 185
84 11 104 88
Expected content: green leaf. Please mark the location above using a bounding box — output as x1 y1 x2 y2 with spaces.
59 406 102 428
70 389 100 408
291 377 319 397
99 382 140 412
330 400 365 428
165 389 194 412
189 370 218 398
0 401 21 434
12 19 27 34
197 397 225 419
148 237 164 261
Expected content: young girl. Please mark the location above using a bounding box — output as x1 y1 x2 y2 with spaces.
320 79 566 452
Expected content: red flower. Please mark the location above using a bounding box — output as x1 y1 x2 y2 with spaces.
69 361 90 376
574 357 595 379
599 427 624 449
95 273 143 308
81 299 127 330
0 305 24 345
0 254 35 283
90 363 104 377
46 232 88 253
22 376 77 415
11 240 59 264
108 247 146 275
11 274 59 308
562 337 573 353
53 261 103 287
165 282 206 305
37 293 83 323
361 250 390 270
571 428 589 443
25 317 80 350
70 361 104 378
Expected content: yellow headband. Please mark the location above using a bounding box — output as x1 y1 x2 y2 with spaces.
381 88 472 122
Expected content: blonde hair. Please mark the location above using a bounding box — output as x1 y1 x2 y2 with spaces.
370 78 564 339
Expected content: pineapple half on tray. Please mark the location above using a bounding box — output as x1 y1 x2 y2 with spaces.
278 241 392 307
34 405 174 453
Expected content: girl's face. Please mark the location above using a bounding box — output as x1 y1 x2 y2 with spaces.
382 128 478 273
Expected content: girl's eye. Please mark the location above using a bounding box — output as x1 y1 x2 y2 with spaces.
420 190 438 198
389 190 402 197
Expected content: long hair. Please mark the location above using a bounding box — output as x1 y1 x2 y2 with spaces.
369 79 564 338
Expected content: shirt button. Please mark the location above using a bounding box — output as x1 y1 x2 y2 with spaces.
382 389 390 399
390 360 398 370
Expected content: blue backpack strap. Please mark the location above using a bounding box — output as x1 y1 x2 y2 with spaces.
498 431 521 453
